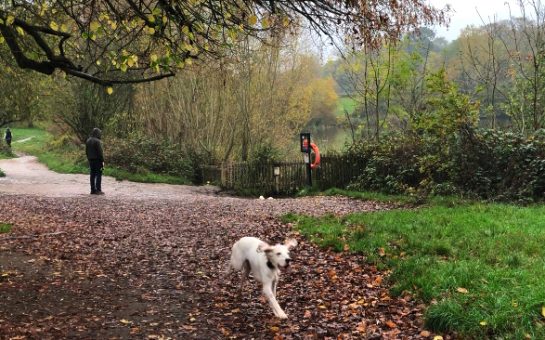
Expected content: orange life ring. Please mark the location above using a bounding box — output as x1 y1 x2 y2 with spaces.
310 142 321 169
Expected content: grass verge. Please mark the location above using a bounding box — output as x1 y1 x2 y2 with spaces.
320 188 420 205
284 203 545 339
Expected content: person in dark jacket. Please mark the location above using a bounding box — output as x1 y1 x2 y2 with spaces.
5 128 12 147
85 128 104 195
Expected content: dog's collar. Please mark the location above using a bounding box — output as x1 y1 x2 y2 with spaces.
266 260 275 270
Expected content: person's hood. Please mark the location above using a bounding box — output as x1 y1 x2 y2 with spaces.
91 128 102 139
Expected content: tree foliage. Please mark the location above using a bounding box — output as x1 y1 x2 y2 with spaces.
308 77 339 126
0 0 448 85
132 38 318 162
58 80 134 143
0 66 48 127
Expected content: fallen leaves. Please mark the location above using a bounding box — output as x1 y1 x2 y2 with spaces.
355 319 367 333
0 194 442 339
420 330 431 337
456 287 469 294
385 320 397 328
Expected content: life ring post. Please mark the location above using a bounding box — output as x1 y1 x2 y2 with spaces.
300 133 320 188
300 132 313 187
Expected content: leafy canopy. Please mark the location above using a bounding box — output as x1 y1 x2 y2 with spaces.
0 0 448 85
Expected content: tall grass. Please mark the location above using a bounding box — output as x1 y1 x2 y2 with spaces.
285 203 545 338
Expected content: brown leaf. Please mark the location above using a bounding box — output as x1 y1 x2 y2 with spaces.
356 320 367 333
385 320 397 329
420 330 431 337
373 275 383 286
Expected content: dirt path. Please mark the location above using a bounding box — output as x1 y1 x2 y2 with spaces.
0 156 439 339
12 137 34 144
0 155 219 199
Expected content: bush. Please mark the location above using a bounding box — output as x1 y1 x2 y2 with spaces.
345 128 545 202
450 128 545 201
0 142 15 159
345 133 427 194
106 134 195 182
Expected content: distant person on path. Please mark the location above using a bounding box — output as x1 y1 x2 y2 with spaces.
85 128 104 195
5 128 12 147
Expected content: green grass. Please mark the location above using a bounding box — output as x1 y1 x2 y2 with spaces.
0 223 12 233
9 127 51 153
0 153 10 161
285 203 545 338
320 188 422 205
336 96 358 118
103 167 189 185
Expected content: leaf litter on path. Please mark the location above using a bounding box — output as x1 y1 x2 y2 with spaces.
0 193 447 339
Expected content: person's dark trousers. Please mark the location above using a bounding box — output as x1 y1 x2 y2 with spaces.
5 139 10 147
89 159 103 194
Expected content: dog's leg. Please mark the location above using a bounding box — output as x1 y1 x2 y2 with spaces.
272 279 277 297
263 284 287 319
239 260 250 291
223 260 233 279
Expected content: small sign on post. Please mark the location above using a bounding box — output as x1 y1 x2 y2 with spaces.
300 133 311 153
300 132 312 187
273 166 280 193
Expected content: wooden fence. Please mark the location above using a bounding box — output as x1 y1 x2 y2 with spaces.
201 155 364 195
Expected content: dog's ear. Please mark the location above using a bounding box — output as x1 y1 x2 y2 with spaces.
284 238 298 249
257 243 273 253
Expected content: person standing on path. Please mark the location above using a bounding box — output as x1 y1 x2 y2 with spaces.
5 128 12 147
85 128 104 195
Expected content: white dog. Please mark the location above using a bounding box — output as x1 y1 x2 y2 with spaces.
228 236 297 319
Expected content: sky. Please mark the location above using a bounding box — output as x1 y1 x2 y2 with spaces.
429 0 523 41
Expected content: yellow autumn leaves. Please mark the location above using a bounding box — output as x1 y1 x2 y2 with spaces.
247 14 290 28
0 15 21 37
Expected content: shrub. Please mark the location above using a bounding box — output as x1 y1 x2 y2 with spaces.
0 142 14 158
106 134 194 182
345 133 427 194
344 127 545 201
